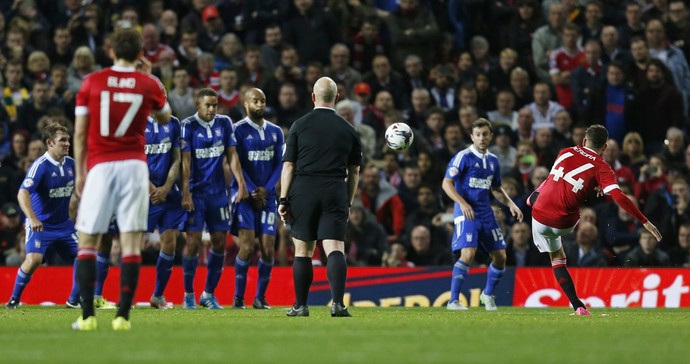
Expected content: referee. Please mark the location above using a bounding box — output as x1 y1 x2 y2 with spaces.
279 77 362 317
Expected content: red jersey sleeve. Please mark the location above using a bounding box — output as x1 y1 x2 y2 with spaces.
146 74 168 113
596 159 620 194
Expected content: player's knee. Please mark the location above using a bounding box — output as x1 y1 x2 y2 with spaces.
23 254 43 272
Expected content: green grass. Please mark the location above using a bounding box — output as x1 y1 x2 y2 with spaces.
2 307 690 364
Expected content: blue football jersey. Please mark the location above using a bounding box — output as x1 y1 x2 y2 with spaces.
145 116 181 187
20 153 75 226
445 145 502 221
232 117 284 196
181 113 236 194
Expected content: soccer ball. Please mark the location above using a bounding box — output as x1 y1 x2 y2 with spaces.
385 123 414 150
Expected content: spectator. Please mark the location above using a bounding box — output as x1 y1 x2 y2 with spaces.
25 51 51 88
629 36 651 91
362 90 394 136
142 23 178 69
217 68 241 111
667 0 690 59
282 0 341 64
489 48 518 92
571 39 605 121
506 221 549 267
532 2 566 82
487 90 518 129
549 22 583 109
509 67 533 110
360 164 406 244
159 10 179 46
618 2 645 50
646 18 690 120
397 165 422 216
471 36 493 73
642 0 669 23
593 61 638 144
515 107 535 142
660 178 690 251
662 127 686 173
386 0 439 68
533 127 557 168
242 1 289 46
603 193 643 265
436 123 464 168
638 154 670 221
406 225 451 266
351 16 388 75
634 59 684 154
490 124 517 175
403 88 432 129
566 221 608 267
381 242 414 267
67 46 97 94
620 131 648 178
237 46 270 90
503 1 542 72
0 202 23 266
429 64 457 113
552 109 573 150
47 26 74 68
624 229 671 267
600 25 629 65
669 222 690 267
603 139 637 190
198 5 225 53
581 0 604 43
324 43 362 95
527 82 564 129
506 140 537 193
345 206 388 266
16 80 56 135
363 54 406 109
214 33 244 70
401 54 430 107
475 71 495 113
259 24 284 74
380 151 402 188
3 61 29 123
678 144 690 185
421 107 445 153
404 184 448 246
2 131 28 172
176 28 203 69
457 105 478 145
168 68 196 120
336 99 375 162
274 82 305 128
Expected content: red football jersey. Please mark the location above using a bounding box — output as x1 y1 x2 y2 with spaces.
549 47 584 109
75 66 168 170
532 145 619 229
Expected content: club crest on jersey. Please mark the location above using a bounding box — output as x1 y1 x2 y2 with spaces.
23 178 34 187
465 233 473 242
489 162 494 171
67 169 73 177
448 167 459 177
163 125 169 133
34 240 41 248
272 133 277 142
215 128 221 137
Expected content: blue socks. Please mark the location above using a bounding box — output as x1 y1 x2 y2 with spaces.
450 260 470 302
234 257 249 298
153 252 175 297
256 258 273 299
484 263 505 296
204 250 225 295
10 268 32 300
182 256 198 294
94 252 109 296
68 258 80 302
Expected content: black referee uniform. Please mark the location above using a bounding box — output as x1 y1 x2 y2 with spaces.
283 108 362 241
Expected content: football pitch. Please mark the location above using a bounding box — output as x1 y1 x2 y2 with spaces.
2 307 689 364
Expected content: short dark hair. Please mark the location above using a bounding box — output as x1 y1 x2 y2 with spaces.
563 22 581 34
42 123 69 145
111 29 142 62
472 118 492 132
198 88 217 100
584 124 609 149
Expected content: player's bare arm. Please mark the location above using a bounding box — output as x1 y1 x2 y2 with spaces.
346 164 360 207
278 161 295 222
17 189 42 232
491 186 524 222
442 177 474 220
227 146 248 202
181 151 194 211
73 114 89 199
151 147 180 205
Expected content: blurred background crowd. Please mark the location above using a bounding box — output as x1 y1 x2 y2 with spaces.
0 0 689 269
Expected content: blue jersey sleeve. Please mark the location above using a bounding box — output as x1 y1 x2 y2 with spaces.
445 152 464 182
224 117 237 148
181 121 192 153
172 117 181 149
21 160 45 194
264 126 285 193
491 156 502 189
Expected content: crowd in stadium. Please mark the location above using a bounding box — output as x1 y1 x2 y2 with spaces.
0 0 689 269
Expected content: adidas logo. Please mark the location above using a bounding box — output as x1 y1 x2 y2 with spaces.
198 133 204 138
51 172 57 177
474 163 479 168
145 128 151 133
246 135 253 140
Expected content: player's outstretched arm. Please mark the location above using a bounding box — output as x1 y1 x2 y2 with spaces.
73 114 89 199
18 189 42 232
609 188 662 241
442 177 474 220
491 186 524 222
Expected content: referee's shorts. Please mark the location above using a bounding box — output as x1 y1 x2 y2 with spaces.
288 176 348 241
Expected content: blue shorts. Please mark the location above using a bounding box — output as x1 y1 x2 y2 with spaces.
230 196 278 236
148 196 186 233
451 216 506 253
184 191 230 233
25 221 78 257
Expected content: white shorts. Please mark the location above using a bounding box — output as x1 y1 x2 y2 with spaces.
76 160 149 234
531 218 576 253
